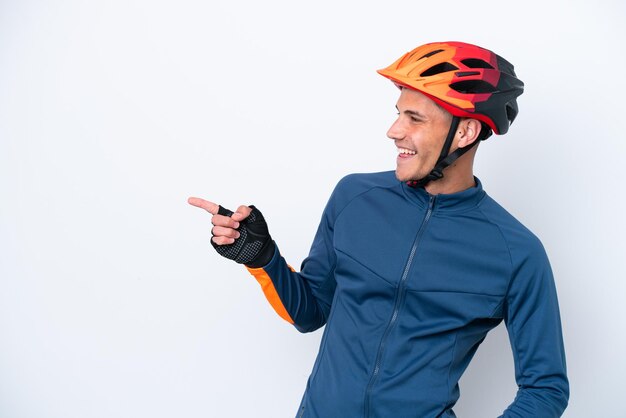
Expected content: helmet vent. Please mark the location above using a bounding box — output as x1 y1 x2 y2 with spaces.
455 71 481 77
505 103 518 123
450 80 497 94
420 62 459 77
418 49 444 60
461 58 494 69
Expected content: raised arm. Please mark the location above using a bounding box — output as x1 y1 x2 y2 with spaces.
188 197 336 333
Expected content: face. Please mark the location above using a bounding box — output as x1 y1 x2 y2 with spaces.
387 88 453 182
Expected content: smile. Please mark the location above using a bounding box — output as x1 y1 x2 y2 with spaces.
397 147 416 156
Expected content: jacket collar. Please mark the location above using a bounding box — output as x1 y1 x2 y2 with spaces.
401 177 486 212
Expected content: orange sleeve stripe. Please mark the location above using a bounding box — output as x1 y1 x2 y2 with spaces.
245 265 295 324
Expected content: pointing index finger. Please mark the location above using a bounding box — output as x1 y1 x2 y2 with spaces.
187 197 220 215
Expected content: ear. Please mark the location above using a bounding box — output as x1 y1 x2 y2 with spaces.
457 118 482 148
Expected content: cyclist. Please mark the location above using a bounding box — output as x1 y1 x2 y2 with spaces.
189 41 569 417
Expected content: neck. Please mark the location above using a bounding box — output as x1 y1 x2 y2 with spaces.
424 172 476 195
423 142 478 195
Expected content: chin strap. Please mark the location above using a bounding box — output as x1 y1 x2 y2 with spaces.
407 117 491 188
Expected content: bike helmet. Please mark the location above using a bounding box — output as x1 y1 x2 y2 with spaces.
377 41 524 135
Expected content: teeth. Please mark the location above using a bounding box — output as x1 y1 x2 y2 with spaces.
398 148 416 155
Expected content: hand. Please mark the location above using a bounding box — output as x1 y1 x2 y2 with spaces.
187 197 252 245
187 197 275 267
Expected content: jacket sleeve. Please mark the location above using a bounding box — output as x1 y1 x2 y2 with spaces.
499 239 569 417
244 185 341 333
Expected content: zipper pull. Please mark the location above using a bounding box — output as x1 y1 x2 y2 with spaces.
429 195 436 210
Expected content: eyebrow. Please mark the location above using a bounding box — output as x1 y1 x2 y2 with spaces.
396 105 427 119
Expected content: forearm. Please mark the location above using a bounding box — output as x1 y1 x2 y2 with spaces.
499 383 568 417
246 243 330 333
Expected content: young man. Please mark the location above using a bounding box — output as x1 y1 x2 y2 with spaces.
189 41 569 417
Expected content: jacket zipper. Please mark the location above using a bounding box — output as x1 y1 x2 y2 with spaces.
363 195 436 418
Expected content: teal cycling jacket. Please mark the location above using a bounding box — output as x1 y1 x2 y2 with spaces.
245 171 569 418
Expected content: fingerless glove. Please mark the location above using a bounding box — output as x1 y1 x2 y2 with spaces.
211 205 275 268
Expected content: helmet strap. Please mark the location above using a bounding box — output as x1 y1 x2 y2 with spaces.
409 116 461 188
408 117 489 188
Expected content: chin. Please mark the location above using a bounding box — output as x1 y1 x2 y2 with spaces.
395 167 419 183
395 171 408 182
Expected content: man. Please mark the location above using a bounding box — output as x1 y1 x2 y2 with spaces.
189 41 569 417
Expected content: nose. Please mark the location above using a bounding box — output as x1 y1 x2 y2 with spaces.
387 117 404 141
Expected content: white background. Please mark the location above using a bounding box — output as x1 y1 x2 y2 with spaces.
1 0 625 417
